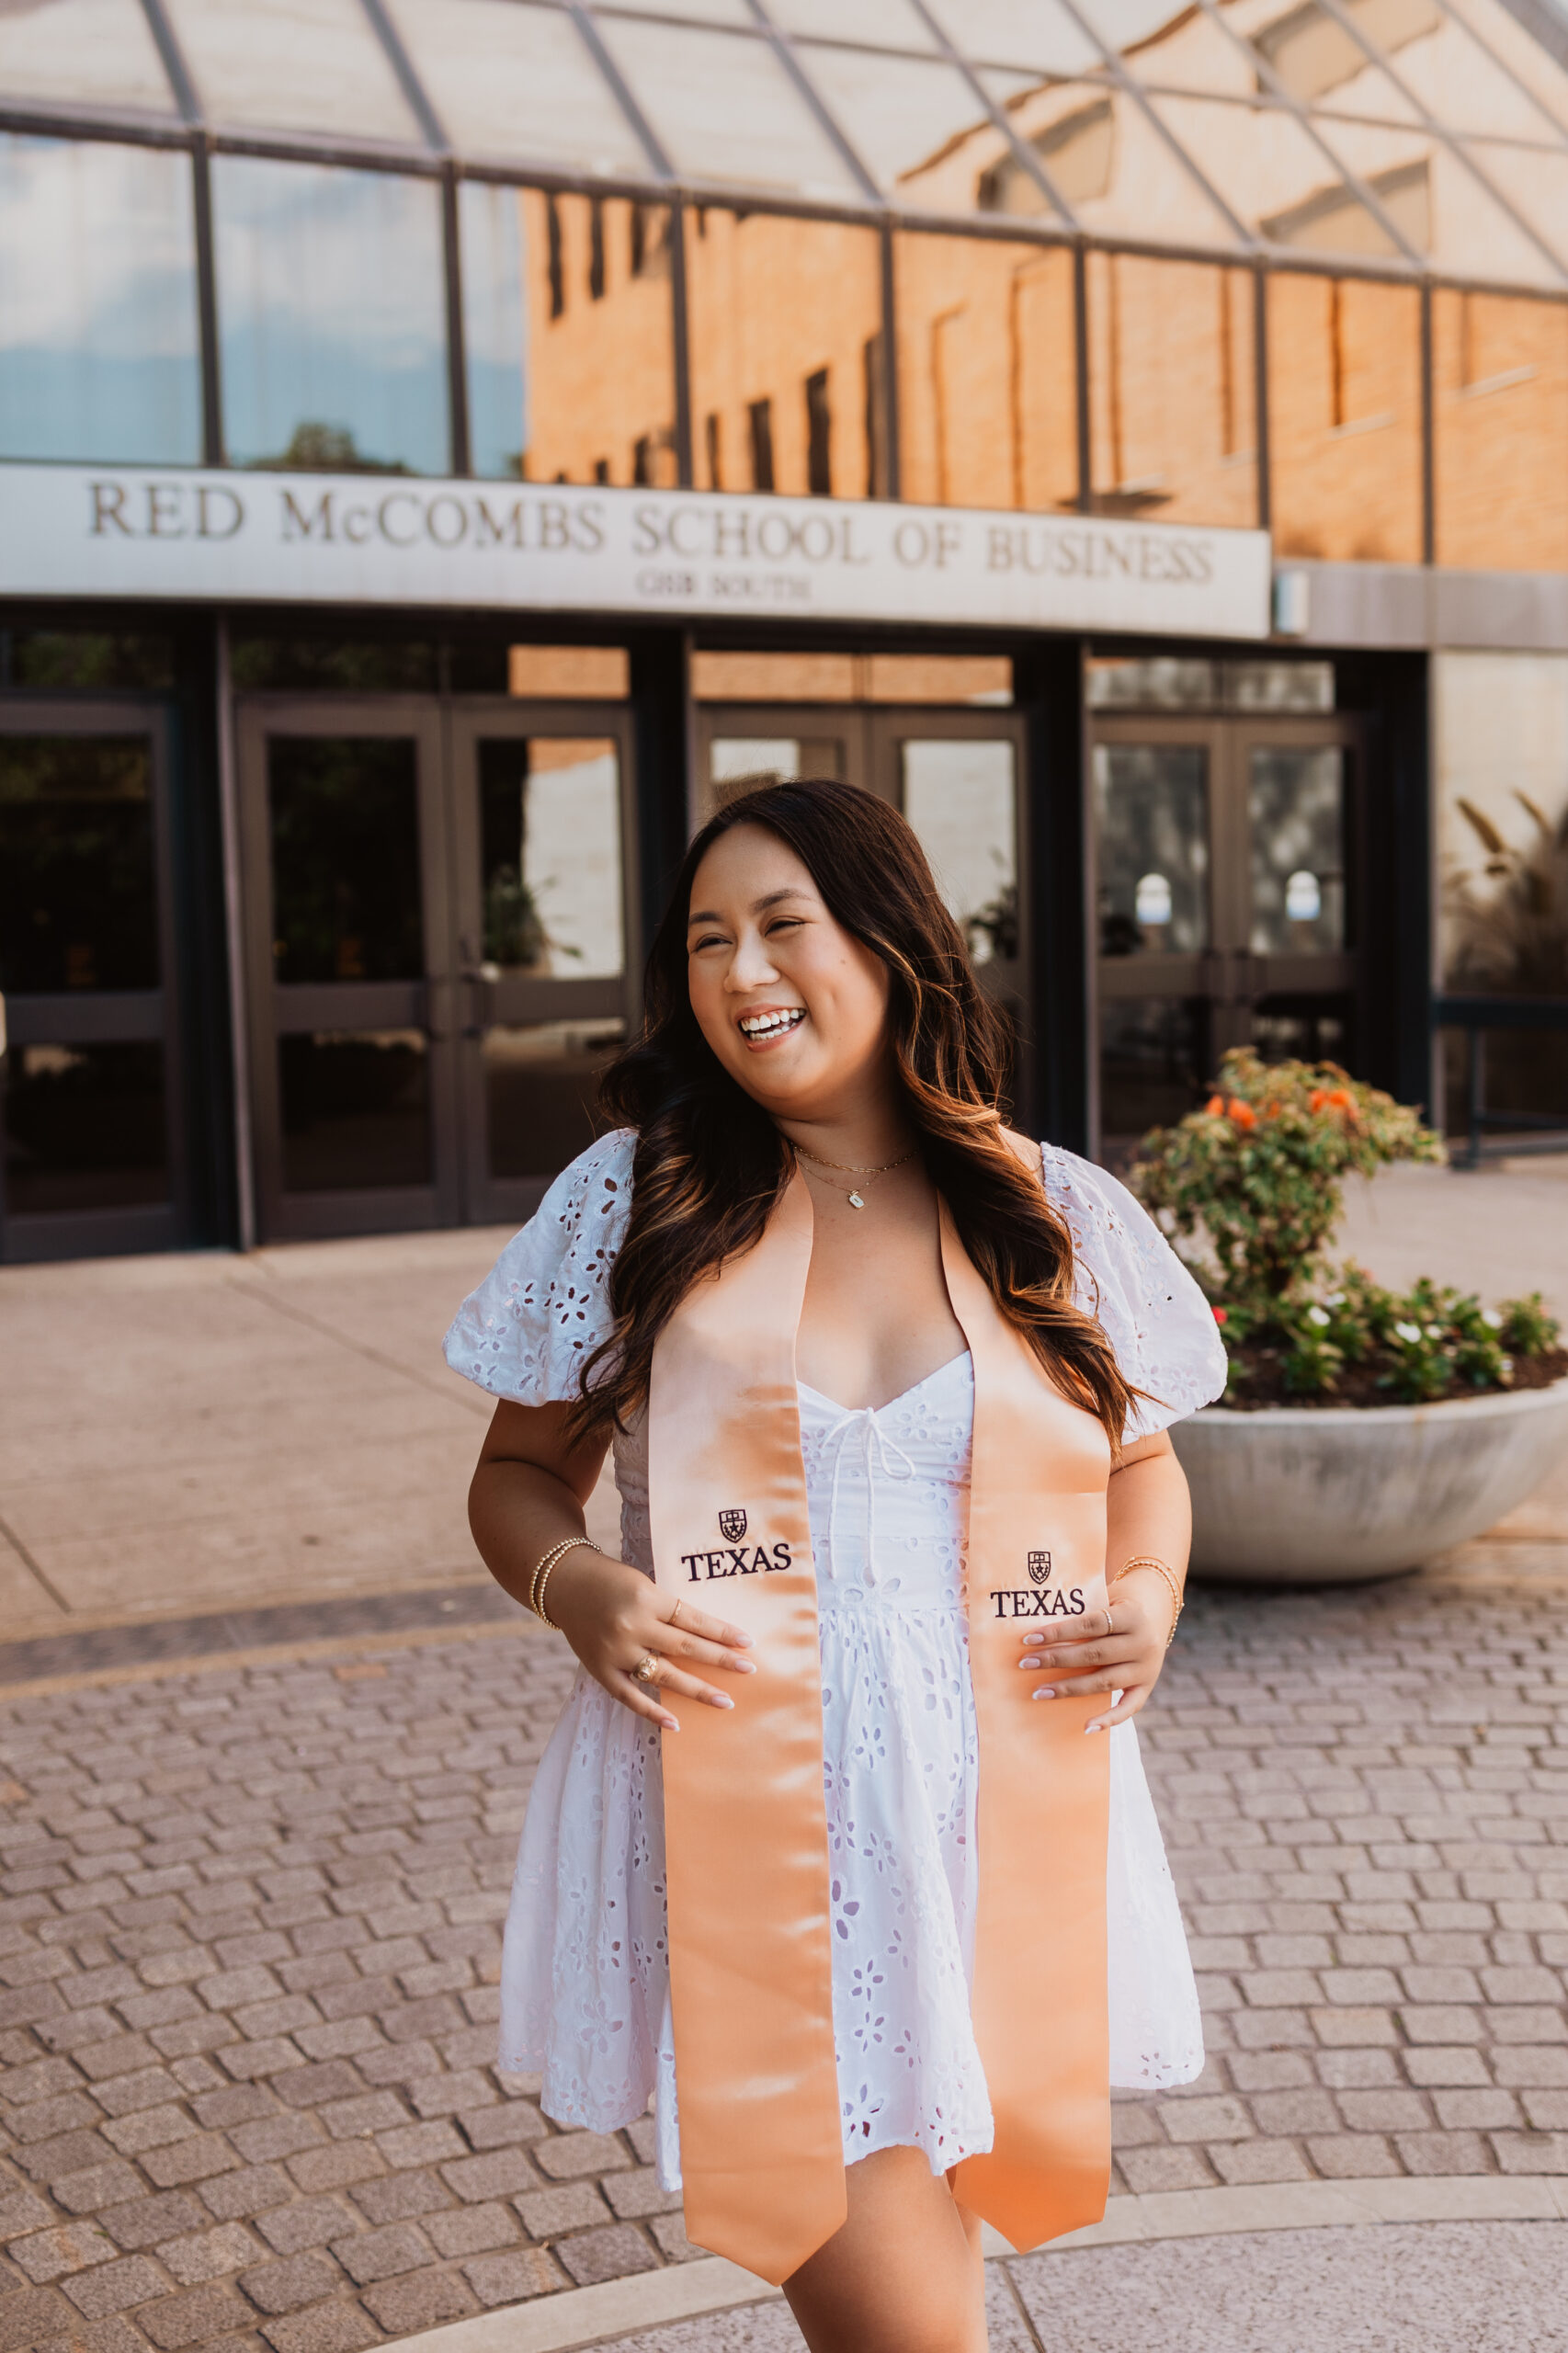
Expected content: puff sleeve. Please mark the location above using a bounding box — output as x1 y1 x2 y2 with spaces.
443 1128 635 1405
1040 1142 1227 1441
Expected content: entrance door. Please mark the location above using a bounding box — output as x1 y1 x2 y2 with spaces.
695 704 869 826
1092 712 1361 1159
449 704 639 1226
237 699 460 1240
0 702 184 1262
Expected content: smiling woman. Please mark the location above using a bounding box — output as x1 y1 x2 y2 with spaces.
444 779 1227 2353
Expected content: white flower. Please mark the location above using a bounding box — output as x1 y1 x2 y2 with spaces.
1426 1324 1444 1340
1307 1306 1332 1328
1394 1321 1423 1345
1327 1291 1346 1307
1482 1309 1503 1330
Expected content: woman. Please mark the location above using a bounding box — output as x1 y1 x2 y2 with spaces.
446 779 1225 2353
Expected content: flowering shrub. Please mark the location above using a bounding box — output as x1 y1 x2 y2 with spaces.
1131 1051 1562 1407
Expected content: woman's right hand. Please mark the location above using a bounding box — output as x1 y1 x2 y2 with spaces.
546 1545 756 1732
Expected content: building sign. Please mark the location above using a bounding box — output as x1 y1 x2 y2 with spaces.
0 464 1272 640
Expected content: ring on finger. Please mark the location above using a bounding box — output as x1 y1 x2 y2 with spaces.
630 1652 661 1687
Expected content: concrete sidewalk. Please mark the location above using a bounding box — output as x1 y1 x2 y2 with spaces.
2 1154 1564 1648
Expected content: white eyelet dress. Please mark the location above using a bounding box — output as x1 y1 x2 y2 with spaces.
444 1130 1229 2194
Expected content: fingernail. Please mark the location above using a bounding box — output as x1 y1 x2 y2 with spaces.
733 1660 757 1673
733 1632 754 1646
709 1694 734 1709
1032 1688 1056 1700
662 1716 679 1732
1085 1722 1104 1735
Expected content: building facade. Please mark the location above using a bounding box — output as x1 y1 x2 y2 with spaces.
1 0 1565 1260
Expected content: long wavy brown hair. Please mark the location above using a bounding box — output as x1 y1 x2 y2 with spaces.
569 778 1140 1449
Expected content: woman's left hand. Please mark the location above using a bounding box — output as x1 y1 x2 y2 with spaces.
1017 1567 1175 1733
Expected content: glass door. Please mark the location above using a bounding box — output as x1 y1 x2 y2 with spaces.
0 703 183 1262
1092 713 1360 1162
237 699 460 1241
694 705 870 828
449 705 639 1226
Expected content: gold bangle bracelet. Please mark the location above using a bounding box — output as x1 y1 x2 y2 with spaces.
528 1536 603 1631
1110 1553 1185 1648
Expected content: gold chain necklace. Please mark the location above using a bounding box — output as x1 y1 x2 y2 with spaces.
790 1140 916 1211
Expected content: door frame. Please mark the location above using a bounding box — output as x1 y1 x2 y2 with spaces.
693 704 873 825
235 694 459 1244
0 697 185 1264
1086 707 1366 1157
447 697 642 1227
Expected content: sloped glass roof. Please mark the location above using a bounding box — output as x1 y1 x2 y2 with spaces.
5 0 1567 286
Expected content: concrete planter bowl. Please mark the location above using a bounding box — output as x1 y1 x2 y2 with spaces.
1168 1378 1568 1585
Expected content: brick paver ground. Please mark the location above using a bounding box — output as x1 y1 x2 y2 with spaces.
3 1569 1567 2353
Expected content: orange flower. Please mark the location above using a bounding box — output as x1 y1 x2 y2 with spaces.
1311 1086 1357 1118
1228 1098 1257 1131
1203 1094 1225 1117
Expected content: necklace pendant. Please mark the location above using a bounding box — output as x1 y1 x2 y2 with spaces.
847 1190 866 1211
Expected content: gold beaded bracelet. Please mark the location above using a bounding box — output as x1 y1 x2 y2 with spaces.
1110 1554 1184 1648
528 1536 604 1631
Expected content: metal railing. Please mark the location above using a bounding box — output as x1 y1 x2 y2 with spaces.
1437 995 1568 1169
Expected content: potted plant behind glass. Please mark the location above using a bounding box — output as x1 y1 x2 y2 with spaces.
1131 1050 1568 1584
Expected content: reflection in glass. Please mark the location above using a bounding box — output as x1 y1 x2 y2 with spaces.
1099 997 1206 1154
279 1030 430 1192
4 635 176 692
1434 290 1568 574
0 134 200 464
389 0 653 175
708 738 844 821
267 739 424 985
519 189 676 487
590 17 863 199
971 74 1245 250
214 156 448 474
687 210 883 500
1087 658 1337 709
901 741 1017 963
1248 747 1346 953
479 739 623 980
4 1041 168 1216
1269 273 1422 563
895 234 1076 512
1095 745 1209 954
461 181 527 481
161 0 421 142
800 48 1044 212
0 0 176 116
1086 255 1256 525
1252 1001 1350 1063
1436 650 1568 997
0 737 158 994
926 0 1102 75
483 1020 627 1181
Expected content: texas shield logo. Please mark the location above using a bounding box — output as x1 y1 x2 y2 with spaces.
719 1507 748 1542
1028 1550 1051 1586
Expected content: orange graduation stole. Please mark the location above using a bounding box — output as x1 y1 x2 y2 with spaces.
647 1156 1112 2285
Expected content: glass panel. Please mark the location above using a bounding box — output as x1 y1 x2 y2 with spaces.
1252 998 1351 1063
279 1030 430 1192
5 1042 168 1216
1087 658 1335 709
687 210 883 498
901 740 1017 963
710 736 845 787
868 655 1012 705
894 233 1077 512
460 181 527 483
214 156 449 475
0 135 200 465
387 0 653 175
518 189 676 488
1116 1 1257 97
479 738 623 980
1248 746 1347 954
590 18 865 199
1459 142 1568 282
2 633 176 691
231 639 439 692
508 647 631 698
1312 119 1559 290
1085 254 1256 525
483 1019 628 1181
800 48 1048 213
1439 0 1568 140
1433 290 1568 574
160 0 424 142
1228 661 1335 710
770 0 936 43
1251 0 1437 105
1099 998 1206 1154
1398 1 1568 142
1436 651 1568 996
1268 272 1423 563
926 0 1104 76
597 0 750 17
1148 94 1403 256
0 0 176 114
0 737 159 995
1094 744 1209 954
267 739 424 985
980 74 1248 248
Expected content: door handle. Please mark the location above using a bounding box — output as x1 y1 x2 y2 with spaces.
460 964 501 1040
